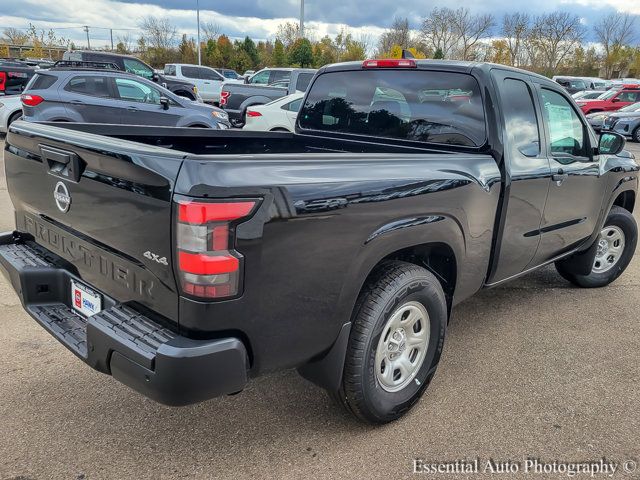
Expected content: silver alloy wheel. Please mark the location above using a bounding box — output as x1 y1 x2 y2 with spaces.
374 301 430 393
593 225 626 273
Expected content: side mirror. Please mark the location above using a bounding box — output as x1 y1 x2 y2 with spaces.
611 97 619 103
159 97 170 110
598 132 625 155
152 72 159 82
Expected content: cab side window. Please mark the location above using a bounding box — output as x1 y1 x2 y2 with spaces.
123 58 154 80
250 71 270 85
541 88 588 158
502 78 540 157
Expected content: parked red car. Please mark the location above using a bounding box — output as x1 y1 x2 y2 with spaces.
576 84 640 115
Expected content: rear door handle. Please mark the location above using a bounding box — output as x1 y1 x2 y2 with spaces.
69 99 84 104
552 169 568 185
127 106 139 112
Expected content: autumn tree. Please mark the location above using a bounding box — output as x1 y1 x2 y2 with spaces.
2 27 29 46
421 8 457 59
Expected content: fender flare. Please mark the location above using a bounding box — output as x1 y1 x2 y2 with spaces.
298 215 466 392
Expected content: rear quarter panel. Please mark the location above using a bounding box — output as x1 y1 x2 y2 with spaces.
175 152 501 373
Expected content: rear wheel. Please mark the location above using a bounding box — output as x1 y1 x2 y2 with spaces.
556 206 637 287
332 261 447 424
632 126 640 143
7 110 22 127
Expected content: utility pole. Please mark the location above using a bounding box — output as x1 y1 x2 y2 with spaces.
300 0 305 38
110 29 114 51
196 0 201 65
83 26 90 50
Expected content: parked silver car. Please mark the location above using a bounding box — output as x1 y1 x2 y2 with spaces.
20 69 230 128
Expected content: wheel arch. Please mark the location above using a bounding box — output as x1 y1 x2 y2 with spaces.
613 190 636 214
298 237 460 393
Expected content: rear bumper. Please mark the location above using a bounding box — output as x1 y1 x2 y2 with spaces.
0 231 248 406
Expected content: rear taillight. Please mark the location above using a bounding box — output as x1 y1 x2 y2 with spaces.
21 94 44 106
0 72 6 92
362 59 417 69
246 110 262 117
176 199 258 299
220 90 230 106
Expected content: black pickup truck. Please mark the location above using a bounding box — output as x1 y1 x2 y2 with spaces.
220 68 316 126
1 59 638 424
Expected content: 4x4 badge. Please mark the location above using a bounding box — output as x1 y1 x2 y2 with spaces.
53 181 71 213
144 251 168 266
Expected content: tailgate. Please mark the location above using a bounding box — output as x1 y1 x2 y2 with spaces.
4 121 185 323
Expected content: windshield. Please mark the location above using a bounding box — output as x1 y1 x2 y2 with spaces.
599 89 620 100
299 69 486 147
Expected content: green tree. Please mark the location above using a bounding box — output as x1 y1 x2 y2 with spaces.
241 36 260 69
178 34 197 64
204 39 221 66
273 39 287 67
433 47 444 59
287 38 314 67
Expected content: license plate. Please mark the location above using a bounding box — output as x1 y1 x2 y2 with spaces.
71 280 102 317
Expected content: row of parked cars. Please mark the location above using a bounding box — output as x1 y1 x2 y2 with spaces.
0 50 312 134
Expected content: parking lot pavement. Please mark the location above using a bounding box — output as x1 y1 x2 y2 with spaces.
0 136 639 480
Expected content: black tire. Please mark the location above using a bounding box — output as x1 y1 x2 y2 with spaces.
333 261 447 424
7 110 22 127
632 126 640 143
270 127 290 132
556 206 637 288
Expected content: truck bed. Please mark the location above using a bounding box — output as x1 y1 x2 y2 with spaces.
4 121 501 376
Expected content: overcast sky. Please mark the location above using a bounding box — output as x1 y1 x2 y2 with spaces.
1 0 639 48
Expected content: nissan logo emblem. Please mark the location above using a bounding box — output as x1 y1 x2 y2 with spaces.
54 181 71 213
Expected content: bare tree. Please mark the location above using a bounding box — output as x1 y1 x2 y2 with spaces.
450 8 495 60
276 22 301 48
529 12 584 75
116 33 134 53
2 27 29 46
201 21 220 42
502 13 530 66
138 16 177 50
377 17 414 55
594 13 637 78
421 8 457 59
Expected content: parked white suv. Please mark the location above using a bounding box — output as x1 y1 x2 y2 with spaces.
164 64 242 104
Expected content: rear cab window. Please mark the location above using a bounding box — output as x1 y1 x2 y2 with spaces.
298 69 486 147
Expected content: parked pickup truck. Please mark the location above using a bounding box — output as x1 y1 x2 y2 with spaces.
0 60 35 96
220 67 316 126
1 59 638 424
164 63 242 104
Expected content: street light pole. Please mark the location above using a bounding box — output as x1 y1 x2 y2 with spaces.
83 26 90 50
196 0 201 65
300 0 305 38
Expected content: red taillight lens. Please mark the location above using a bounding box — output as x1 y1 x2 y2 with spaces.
219 90 230 106
176 199 257 299
362 59 417 69
21 94 44 106
246 110 262 117
0 72 6 92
